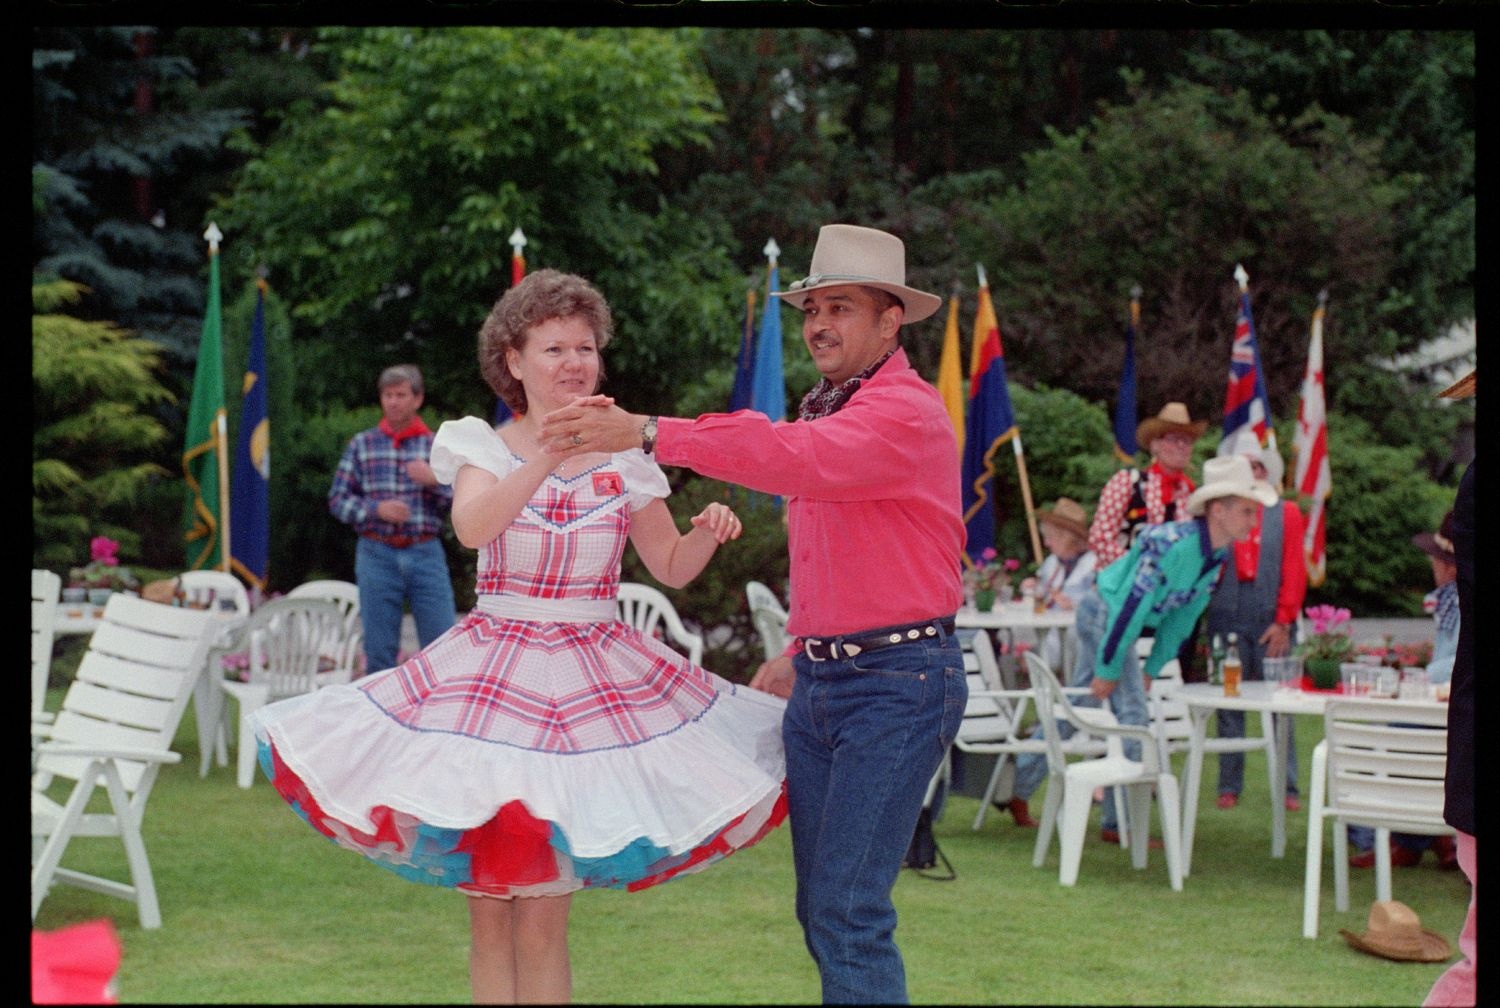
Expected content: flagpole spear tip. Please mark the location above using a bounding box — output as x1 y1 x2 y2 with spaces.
1130 284 1142 300
1233 263 1249 291
509 227 527 251
763 238 780 264
1317 288 1329 305
975 263 987 288
203 222 223 250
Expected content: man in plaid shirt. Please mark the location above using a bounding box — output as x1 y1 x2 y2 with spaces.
328 364 456 674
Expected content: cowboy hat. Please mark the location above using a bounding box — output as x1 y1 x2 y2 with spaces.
771 224 942 323
1137 402 1209 447
1339 900 1452 963
1412 510 1457 564
1438 368 1475 400
1037 497 1091 540
1218 429 1286 490
1185 455 1279 516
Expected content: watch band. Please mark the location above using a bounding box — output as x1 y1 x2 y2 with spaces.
641 415 658 454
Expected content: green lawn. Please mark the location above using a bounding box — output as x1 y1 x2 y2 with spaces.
35 693 1468 1004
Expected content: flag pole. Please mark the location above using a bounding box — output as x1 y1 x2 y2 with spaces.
206 223 232 573
978 264 1044 567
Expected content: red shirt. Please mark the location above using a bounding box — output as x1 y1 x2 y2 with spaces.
657 348 965 638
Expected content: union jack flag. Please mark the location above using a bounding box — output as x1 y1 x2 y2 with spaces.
1220 279 1273 457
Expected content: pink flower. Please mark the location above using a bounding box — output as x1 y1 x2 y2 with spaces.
89 536 120 565
1303 604 1351 636
1003 558 1020 572
980 547 998 563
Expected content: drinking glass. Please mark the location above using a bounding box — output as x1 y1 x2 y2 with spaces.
1398 668 1430 701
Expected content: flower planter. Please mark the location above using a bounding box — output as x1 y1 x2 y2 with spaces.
1305 657 1342 691
974 589 997 612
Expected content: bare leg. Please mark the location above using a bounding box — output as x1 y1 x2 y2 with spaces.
468 893 573 1005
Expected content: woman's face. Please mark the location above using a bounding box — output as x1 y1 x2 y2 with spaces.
507 315 601 413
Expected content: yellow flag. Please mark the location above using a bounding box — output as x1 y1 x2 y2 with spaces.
936 295 965 455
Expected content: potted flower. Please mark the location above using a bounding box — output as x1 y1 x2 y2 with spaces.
964 547 1021 612
1296 604 1355 689
68 536 141 609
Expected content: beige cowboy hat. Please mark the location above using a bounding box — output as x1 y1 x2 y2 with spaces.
1185 455 1279 516
1037 497 1091 540
1136 402 1209 447
1218 428 1286 490
771 224 942 324
1339 900 1452 963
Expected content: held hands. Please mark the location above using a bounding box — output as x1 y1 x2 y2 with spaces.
691 502 743 544
538 396 637 456
749 656 794 700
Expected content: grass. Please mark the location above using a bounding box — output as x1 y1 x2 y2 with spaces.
35 688 1469 1005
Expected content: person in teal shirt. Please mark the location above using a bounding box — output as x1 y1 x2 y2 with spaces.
1072 454 1275 843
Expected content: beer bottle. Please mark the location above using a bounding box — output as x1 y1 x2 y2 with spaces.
1223 632 1242 697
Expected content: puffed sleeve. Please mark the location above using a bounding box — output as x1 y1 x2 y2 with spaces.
430 416 515 484
613 448 671 510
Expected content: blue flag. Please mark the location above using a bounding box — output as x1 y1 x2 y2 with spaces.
230 279 270 590
960 280 1019 563
750 266 785 422
728 287 756 412
1113 297 1140 463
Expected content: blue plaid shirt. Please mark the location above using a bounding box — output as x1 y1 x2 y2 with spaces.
1427 580 1460 669
328 425 452 539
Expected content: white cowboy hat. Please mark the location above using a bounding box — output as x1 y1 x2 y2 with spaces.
1185 455 1279 516
1218 428 1285 490
771 224 942 323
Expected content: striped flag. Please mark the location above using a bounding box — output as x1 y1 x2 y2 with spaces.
183 224 229 571
1220 266 1275 455
728 287 756 412
750 263 785 422
960 269 1019 563
936 294 965 455
230 277 270 591
1112 290 1140 463
1293 292 1332 586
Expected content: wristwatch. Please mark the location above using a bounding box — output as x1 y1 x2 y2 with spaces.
641 415 658 454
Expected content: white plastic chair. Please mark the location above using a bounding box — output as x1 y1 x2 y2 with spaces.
32 569 62 718
179 571 253 777
1025 651 1184 890
1302 698 1451 938
615 582 704 666
31 594 220 928
746 580 790 663
287 579 364 684
219 597 349 789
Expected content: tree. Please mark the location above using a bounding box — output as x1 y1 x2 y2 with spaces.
33 278 174 570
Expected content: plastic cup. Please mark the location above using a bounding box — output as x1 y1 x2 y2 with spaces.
1371 668 1400 699
1340 663 1372 696
1266 655 1303 690
1399 668 1430 701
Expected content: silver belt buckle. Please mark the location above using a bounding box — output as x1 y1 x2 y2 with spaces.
803 638 822 662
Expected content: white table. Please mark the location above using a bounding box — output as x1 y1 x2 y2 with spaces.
956 602 1076 687
1178 681 1447 876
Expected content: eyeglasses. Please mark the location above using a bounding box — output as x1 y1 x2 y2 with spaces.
1158 433 1196 447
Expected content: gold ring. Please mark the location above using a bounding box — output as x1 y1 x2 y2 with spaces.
571 434 582 447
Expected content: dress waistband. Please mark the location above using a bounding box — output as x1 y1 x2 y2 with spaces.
475 594 617 623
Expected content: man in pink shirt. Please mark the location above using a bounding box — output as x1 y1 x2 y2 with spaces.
541 224 966 1004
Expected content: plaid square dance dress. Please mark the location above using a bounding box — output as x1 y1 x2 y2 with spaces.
253 416 788 897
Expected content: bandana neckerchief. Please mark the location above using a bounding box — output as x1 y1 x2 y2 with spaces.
1148 460 1194 510
798 351 895 421
380 415 433 448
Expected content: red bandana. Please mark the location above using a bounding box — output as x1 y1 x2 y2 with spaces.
1232 507 1264 580
1149 461 1194 508
380 416 432 448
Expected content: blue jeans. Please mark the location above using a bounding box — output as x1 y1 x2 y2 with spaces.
784 629 965 1004
1068 591 1148 833
354 536 457 672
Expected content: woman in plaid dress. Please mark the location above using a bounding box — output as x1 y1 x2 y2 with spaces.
253 271 787 1002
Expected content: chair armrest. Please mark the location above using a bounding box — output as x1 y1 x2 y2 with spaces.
34 742 182 765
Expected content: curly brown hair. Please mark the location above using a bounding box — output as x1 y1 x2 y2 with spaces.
478 269 613 415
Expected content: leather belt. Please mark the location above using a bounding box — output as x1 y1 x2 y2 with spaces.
802 617 955 662
361 532 435 549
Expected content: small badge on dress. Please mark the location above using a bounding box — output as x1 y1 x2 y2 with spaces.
592 472 624 497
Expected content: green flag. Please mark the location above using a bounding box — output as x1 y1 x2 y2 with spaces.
183 226 228 570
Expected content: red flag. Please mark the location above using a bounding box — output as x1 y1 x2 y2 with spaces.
1293 292 1332 586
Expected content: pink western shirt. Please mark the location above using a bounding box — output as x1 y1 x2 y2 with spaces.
656 348 965 640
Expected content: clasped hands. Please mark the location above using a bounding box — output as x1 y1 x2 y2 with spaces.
537 395 634 456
